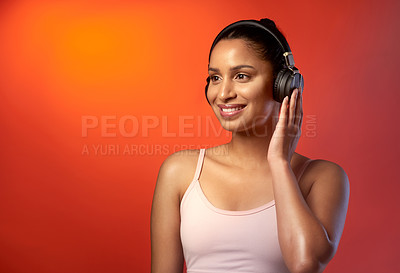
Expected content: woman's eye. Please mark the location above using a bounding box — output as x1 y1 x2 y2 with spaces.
236 73 249 80
210 75 221 82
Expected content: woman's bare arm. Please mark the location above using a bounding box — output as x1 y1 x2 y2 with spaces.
151 152 186 273
269 158 350 273
267 90 350 273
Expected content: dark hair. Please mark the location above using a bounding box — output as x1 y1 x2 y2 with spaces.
208 18 290 79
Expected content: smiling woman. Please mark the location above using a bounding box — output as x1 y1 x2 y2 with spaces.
151 18 349 273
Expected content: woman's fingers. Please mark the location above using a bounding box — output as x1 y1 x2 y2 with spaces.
277 88 303 134
288 89 298 125
295 88 303 130
278 96 289 127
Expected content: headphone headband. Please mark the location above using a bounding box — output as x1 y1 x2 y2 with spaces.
209 19 295 67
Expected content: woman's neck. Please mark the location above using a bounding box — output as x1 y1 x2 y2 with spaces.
221 130 274 170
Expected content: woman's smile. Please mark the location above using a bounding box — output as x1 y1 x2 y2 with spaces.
218 104 247 118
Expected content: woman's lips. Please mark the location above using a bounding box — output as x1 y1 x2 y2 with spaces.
217 104 246 118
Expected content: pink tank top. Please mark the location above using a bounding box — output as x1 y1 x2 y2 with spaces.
180 148 292 273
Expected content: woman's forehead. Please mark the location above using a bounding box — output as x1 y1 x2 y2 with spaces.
209 39 271 70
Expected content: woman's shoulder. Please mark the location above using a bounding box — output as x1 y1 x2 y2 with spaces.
156 149 203 196
307 157 348 179
160 148 202 173
295 153 349 193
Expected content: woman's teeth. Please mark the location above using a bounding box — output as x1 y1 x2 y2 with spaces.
222 107 244 112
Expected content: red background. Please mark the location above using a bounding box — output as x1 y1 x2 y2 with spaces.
1 0 399 272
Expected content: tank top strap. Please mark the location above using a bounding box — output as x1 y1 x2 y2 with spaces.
193 148 206 181
298 158 313 182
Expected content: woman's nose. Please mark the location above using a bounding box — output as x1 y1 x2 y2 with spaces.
218 79 237 101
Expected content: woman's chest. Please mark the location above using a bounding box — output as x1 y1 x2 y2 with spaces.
197 160 312 212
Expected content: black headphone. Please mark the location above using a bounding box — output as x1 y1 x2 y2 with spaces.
205 19 304 104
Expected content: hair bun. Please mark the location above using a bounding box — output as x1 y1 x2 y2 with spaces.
259 18 277 29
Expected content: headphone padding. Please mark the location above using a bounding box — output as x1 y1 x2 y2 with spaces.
273 69 285 103
280 70 293 101
274 69 292 103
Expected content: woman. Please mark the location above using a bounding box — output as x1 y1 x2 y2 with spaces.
151 18 350 273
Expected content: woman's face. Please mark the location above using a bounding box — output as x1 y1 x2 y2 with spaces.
207 38 280 135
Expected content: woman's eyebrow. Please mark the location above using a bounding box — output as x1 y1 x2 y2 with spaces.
208 65 256 72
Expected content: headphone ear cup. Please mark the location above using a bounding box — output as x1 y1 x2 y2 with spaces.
293 72 304 92
273 69 304 103
273 69 289 103
205 77 211 105
284 72 304 98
